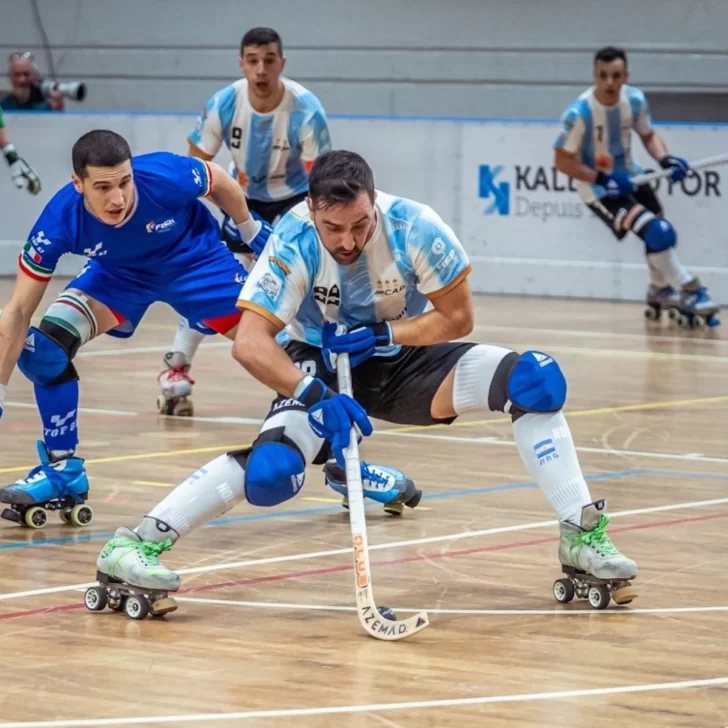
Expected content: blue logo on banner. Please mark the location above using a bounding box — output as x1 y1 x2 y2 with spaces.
479 165 510 216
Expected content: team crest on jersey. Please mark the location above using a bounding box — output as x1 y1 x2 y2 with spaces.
146 218 177 234
257 272 281 300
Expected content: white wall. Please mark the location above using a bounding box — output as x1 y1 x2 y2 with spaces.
3 0 728 118
1 112 727 302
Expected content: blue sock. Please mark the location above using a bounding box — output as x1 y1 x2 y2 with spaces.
34 379 80 453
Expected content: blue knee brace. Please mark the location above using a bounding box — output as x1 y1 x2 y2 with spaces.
244 441 306 507
17 323 79 386
507 350 567 413
642 218 677 254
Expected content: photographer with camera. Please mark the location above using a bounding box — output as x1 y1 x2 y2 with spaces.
2 52 87 112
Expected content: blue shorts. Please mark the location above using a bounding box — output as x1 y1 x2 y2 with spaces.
67 243 246 339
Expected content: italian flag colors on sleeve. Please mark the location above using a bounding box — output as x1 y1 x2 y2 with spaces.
19 242 54 282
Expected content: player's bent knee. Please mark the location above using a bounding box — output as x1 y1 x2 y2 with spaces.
641 218 677 254
242 441 306 507
17 321 80 386
507 350 567 414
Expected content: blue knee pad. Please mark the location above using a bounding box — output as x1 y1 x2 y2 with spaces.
18 325 78 386
642 218 677 254
507 350 567 413
244 442 306 507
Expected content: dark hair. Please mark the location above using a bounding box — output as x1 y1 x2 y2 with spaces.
308 150 375 210
72 130 131 177
594 46 628 67
241 27 283 56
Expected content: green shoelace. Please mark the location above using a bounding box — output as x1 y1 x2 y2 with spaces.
574 514 618 556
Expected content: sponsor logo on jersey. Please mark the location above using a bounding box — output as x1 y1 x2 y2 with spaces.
83 242 107 258
269 257 290 276
257 272 281 300
375 279 406 296
30 231 52 246
313 284 340 307
145 218 177 234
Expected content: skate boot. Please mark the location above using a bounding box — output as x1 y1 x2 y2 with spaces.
324 460 422 516
644 284 679 322
85 526 180 620
672 285 720 329
0 440 92 529
553 499 638 609
157 351 195 416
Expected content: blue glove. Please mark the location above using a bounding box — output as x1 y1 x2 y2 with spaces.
321 321 393 372
595 171 636 198
659 155 690 183
296 377 373 466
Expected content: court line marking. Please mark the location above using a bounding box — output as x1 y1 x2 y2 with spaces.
3 393 728 474
75 341 231 358
1 494 726 603
4 402 137 416
176 596 728 617
1 676 727 727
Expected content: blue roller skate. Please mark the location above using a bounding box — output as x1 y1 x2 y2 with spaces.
671 286 721 329
644 284 679 322
323 460 422 516
0 441 92 528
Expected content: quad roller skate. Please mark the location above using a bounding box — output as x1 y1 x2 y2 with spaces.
670 286 720 329
324 460 422 516
553 499 637 610
87 527 180 620
644 284 680 322
157 351 195 416
0 441 92 529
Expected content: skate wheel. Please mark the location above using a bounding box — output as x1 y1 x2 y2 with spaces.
24 506 47 529
156 394 168 415
125 595 149 620
667 307 680 321
341 496 349 511
378 606 397 621
588 584 611 609
108 593 127 612
383 501 404 517
84 586 108 612
612 584 638 606
70 504 93 527
59 508 72 525
172 399 194 417
644 305 659 321
553 578 575 604
150 597 178 617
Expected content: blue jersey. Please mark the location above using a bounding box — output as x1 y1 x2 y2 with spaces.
20 152 219 284
554 85 654 203
237 192 471 351
188 77 331 203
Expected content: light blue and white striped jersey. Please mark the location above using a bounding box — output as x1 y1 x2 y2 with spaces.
188 77 331 202
554 85 654 203
237 192 472 351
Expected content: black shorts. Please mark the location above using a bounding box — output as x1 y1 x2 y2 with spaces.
222 192 308 253
587 184 663 240
274 340 477 427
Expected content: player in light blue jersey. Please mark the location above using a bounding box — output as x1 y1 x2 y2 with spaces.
554 46 719 328
95 151 638 612
158 27 332 415
0 129 272 529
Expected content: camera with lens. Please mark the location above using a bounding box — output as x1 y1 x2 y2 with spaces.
39 79 87 102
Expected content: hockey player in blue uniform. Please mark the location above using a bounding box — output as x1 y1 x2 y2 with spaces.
0 129 273 528
554 46 719 328
92 151 638 617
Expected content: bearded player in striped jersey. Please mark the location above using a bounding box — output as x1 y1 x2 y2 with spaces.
158 27 332 416
95 151 638 614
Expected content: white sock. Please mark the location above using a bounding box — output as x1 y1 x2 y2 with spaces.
171 318 205 363
512 412 591 523
135 454 247 542
647 249 693 288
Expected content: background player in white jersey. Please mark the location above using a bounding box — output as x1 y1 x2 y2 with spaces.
554 46 719 328
158 27 332 415
95 151 637 612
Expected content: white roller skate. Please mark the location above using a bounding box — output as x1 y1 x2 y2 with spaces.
553 500 638 610
85 527 180 620
671 285 720 329
644 284 679 322
324 460 422 516
157 351 195 416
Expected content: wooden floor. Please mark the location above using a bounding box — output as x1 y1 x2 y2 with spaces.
2 278 728 728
